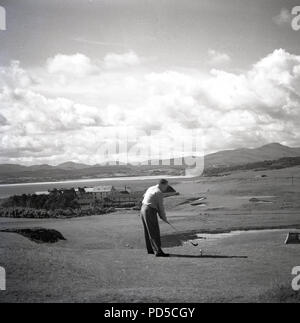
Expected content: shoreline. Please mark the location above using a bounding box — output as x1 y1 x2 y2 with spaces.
0 174 188 188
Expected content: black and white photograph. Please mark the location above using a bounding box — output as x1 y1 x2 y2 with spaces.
0 0 300 307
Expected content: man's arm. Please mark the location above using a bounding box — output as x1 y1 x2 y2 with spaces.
156 191 167 222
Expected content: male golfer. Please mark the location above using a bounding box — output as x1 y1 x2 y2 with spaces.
140 179 169 257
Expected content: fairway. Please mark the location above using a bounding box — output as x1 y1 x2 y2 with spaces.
1 166 300 302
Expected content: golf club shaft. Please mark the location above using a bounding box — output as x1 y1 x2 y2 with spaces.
167 222 179 232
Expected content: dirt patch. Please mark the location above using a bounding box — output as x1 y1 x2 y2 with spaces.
176 197 200 206
249 197 273 204
161 225 300 247
0 227 66 243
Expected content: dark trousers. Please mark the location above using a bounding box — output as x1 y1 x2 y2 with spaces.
140 204 161 253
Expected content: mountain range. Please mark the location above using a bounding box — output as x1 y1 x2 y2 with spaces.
0 143 299 183
204 143 300 168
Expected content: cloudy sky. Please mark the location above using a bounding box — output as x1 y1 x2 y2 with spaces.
0 0 300 165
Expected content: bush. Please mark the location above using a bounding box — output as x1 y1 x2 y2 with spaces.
0 206 114 219
2 191 80 211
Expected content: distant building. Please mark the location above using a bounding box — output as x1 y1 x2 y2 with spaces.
83 185 117 200
77 196 96 210
33 184 177 210
61 188 76 198
110 190 143 206
119 186 131 194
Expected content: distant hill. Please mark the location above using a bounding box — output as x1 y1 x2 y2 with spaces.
148 143 300 168
203 156 300 176
0 164 30 174
0 162 184 184
28 164 56 172
56 162 91 171
204 143 300 168
0 143 299 184
0 162 93 175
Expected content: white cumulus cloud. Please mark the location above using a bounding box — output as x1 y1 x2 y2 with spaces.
1 49 300 165
47 53 98 76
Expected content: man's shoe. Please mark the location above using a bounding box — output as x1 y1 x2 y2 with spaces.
147 251 155 254
155 250 169 257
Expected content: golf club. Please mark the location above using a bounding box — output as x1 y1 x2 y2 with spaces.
166 221 199 247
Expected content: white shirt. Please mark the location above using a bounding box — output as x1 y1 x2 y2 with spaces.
142 185 167 222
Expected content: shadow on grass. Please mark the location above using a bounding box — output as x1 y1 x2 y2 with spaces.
0 227 66 243
169 254 248 259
